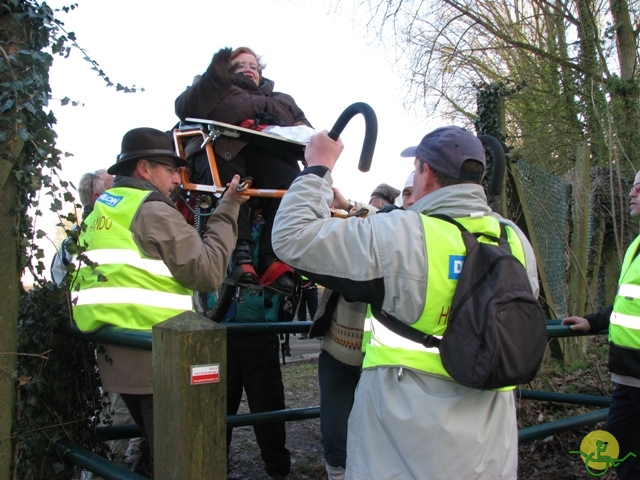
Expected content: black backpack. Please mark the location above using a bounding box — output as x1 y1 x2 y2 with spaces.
373 214 547 389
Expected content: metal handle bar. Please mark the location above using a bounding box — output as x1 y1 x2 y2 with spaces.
478 134 506 196
328 102 378 172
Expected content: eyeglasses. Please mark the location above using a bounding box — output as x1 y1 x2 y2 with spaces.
632 183 640 195
234 62 261 74
148 160 178 176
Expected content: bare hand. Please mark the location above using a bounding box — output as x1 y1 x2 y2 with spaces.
222 175 250 205
305 130 344 171
561 316 591 331
331 187 350 210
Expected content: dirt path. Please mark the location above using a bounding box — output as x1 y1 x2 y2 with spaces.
229 336 621 480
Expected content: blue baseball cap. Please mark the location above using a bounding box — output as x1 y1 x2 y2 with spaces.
400 126 485 181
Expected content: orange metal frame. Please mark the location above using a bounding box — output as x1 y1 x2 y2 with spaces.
172 125 349 218
172 127 288 198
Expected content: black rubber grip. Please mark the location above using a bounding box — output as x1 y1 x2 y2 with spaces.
328 102 378 172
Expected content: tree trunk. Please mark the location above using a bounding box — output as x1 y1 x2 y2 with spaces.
1 8 29 477
0 166 19 480
608 0 640 169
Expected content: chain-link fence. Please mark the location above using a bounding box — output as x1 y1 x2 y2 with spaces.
514 159 572 318
510 162 637 318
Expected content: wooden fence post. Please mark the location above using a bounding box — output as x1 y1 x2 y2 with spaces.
153 311 226 479
566 141 590 357
568 141 590 316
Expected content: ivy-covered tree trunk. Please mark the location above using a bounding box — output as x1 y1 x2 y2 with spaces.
0 169 19 480
0 8 27 476
1 3 51 476
575 0 609 164
2 2 141 477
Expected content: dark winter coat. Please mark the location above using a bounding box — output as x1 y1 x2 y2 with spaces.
175 65 311 163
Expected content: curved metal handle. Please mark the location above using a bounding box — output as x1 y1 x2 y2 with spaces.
328 102 378 172
478 134 506 196
236 177 253 192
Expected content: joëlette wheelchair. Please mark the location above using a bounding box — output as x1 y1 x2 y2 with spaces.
172 103 379 362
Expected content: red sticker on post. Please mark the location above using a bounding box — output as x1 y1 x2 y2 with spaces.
190 364 220 385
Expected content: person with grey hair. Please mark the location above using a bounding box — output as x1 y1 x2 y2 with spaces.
50 169 114 284
272 126 539 479
76 169 113 217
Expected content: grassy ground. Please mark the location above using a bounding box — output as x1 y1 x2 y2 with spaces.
517 335 619 479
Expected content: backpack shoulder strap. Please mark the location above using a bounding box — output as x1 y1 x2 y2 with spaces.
429 213 466 231
371 305 441 349
428 213 509 251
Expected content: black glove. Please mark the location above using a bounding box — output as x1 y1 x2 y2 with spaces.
207 47 234 86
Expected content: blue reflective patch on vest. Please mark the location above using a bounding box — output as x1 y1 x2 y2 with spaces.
449 255 465 280
97 192 123 207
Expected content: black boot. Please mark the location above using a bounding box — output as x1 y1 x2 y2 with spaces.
258 254 296 296
228 242 260 289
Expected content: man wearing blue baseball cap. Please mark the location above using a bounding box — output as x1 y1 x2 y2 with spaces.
272 126 539 479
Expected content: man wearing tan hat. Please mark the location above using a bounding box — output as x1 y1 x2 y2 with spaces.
273 126 539 479
368 183 400 210
70 127 247 476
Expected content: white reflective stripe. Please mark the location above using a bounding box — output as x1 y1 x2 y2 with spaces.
72 287 193 311
370 318 441 353
363 316 372 332
617 284 640 300
84 249 173 277
610 311 640 331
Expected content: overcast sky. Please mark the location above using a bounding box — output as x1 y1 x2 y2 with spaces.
36 0 437 277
